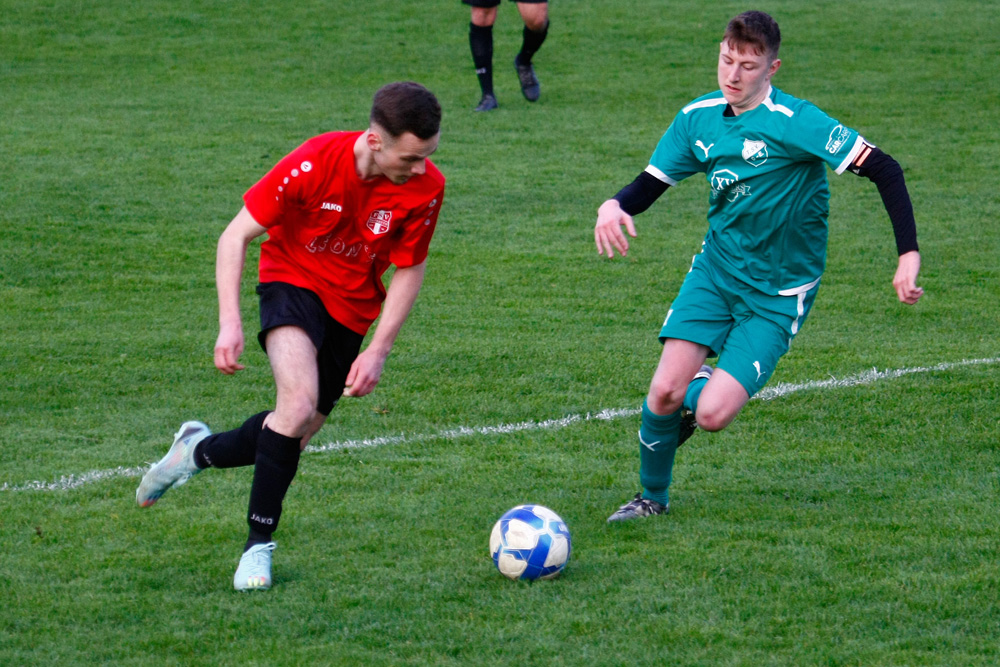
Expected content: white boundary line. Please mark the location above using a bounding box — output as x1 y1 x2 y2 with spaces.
2 357 997 494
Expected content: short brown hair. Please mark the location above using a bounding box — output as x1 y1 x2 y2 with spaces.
724 11 781 60
369 82 441 141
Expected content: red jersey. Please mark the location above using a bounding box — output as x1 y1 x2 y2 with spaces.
243 131 444 335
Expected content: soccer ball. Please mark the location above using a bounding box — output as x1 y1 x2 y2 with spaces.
489 504 571 581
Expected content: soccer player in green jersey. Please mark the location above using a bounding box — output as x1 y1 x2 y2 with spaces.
594 11 923 522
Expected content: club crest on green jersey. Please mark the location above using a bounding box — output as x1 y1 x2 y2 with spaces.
742 139 768 167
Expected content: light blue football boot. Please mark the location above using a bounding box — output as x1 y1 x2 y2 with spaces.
234 542 277 591
136 421 210 507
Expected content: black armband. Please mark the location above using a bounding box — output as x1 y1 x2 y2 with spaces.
849 145 919 255
612 170 670 216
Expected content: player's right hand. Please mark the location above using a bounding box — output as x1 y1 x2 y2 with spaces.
594 199 637 258
214 324 246 374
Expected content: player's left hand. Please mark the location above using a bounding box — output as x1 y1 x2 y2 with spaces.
342 347 388 397
893 250 924 305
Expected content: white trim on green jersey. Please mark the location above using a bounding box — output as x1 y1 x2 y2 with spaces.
648 86 866 295
644 164 678 187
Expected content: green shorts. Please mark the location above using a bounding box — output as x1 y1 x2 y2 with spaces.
659 254 820 397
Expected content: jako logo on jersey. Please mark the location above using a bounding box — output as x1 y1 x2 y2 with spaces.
366 210 392 235
742 138 768 167
826 125 851 154
321 202 342 212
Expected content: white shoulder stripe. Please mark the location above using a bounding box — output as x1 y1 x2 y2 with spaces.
835 135 867 174
682 97 728 114
762 97 794 117
762 87 794 117
645 164 678 186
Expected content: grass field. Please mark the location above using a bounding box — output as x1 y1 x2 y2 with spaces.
2 0 999 664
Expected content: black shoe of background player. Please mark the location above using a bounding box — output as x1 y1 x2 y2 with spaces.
474 93 499 112
514 56 540 102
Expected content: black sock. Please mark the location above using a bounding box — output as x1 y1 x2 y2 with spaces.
517 20 549 67
245 426 301 547
245 528 273 552
193 411 269 469
469 22 494 96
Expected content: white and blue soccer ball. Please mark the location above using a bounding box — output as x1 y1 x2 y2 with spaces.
489 504 571 581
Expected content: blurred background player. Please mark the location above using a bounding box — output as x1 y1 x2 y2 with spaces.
594 11 922 522
137 82 445 590
465 0 550 111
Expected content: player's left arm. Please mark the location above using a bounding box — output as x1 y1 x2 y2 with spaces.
849 144 924 305
343 260 427 397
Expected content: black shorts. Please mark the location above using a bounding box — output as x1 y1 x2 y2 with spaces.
463 0 546 7
256 282 365 416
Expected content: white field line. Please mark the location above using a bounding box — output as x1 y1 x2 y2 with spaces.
2 357 997 493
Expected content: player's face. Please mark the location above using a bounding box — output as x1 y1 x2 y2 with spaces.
373 131 439 185
717 40 780 113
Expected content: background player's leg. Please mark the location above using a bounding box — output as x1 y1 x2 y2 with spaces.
469 7 499 110
514 2 548 101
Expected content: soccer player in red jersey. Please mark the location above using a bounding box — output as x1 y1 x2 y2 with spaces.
137 82 445 591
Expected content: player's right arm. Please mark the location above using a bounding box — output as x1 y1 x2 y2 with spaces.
596 111 696 259
214 206 267 374
595 171 672 258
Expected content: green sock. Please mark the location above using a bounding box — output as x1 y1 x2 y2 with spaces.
683 375 709 413
638 399 681 506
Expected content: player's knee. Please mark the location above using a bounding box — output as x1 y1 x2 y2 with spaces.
524 15 548 31
471 7 497 26
272 396 319 437
694 404 739 432
647 378 686 415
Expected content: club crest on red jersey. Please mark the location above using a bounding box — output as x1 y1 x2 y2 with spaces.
366 209 392 235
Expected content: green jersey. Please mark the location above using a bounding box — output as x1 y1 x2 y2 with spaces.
648 86 865 295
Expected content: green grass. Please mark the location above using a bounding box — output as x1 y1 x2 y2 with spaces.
2 0 999 664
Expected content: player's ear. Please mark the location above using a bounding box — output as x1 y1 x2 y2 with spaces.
768 57 781 78
366 128 383 152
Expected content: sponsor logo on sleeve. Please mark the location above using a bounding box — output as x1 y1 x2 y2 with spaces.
826 125 852 154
